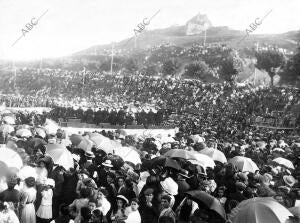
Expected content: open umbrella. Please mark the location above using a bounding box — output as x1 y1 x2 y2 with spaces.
91 136 121 154
273 157 295 169
46 144 74 170
30 138 47 149
165 149 197 160
159 136 175 144
107 154 124 169
70 134 84 146
0 147 23 170
228 197 293 223
35 128 46 138
2 116 15 125
289 206 300 218
0 124 14 134
150 157 181 170
16 128 32 138
17 165 37 180
185 190 226 220
189 152 215 169
44 119 59 135
229 156 259 173
114 146 141 164
199 147 227 163
77 137 93 152
0 161 8 177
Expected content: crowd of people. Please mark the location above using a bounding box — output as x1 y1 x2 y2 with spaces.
0 113 299 223
0 47 299 222
0 69 299 129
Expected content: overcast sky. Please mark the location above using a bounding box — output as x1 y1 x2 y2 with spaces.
0 0 299 60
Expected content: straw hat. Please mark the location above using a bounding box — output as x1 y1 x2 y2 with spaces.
116 195 129 204
283 175 297 187
85 151 95 159
102 160 113 168
160 177 178 195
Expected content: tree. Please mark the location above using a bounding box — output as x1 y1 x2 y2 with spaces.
219 56 241 83
280 47 300 87
255 49 285 86
161 60 179 76
183 61 212 80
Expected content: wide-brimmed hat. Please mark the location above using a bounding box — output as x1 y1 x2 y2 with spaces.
264 173 273 181
85 151 95 159
116 195 128 204
283 175 297 187
102 160 113 167
160 177 178 195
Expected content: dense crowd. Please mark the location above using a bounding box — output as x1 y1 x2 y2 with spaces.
0 69 299 129
0 113 299 223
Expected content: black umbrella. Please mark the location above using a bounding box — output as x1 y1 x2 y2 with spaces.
185 190 226 220
107 154 124 169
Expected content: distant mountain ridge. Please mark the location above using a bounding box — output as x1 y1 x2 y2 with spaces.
74 13 300 56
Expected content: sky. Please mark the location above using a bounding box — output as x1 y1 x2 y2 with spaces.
0 0 299 60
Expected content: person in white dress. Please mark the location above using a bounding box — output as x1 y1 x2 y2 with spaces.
36 178 54 223
20 177 37 223
125 198 141 223
36 160 48 185
0 201 19 223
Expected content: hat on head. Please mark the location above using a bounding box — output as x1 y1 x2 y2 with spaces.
46 178 55 187
116 195 128 204
85 151 95 159
118 135 125 140
264 173 273 181
283 175 297 187
271 168 279 175
160 177 178 195
273 148 284 153
102 160 113 167
178 169 190 179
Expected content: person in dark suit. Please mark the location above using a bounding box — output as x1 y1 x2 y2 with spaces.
49 165 65 218
117 109 126 126
225 182 247 213
94 109 103 125
139 188 159 223
96 160 113 187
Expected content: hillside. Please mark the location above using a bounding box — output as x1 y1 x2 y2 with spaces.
74 12 300 56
